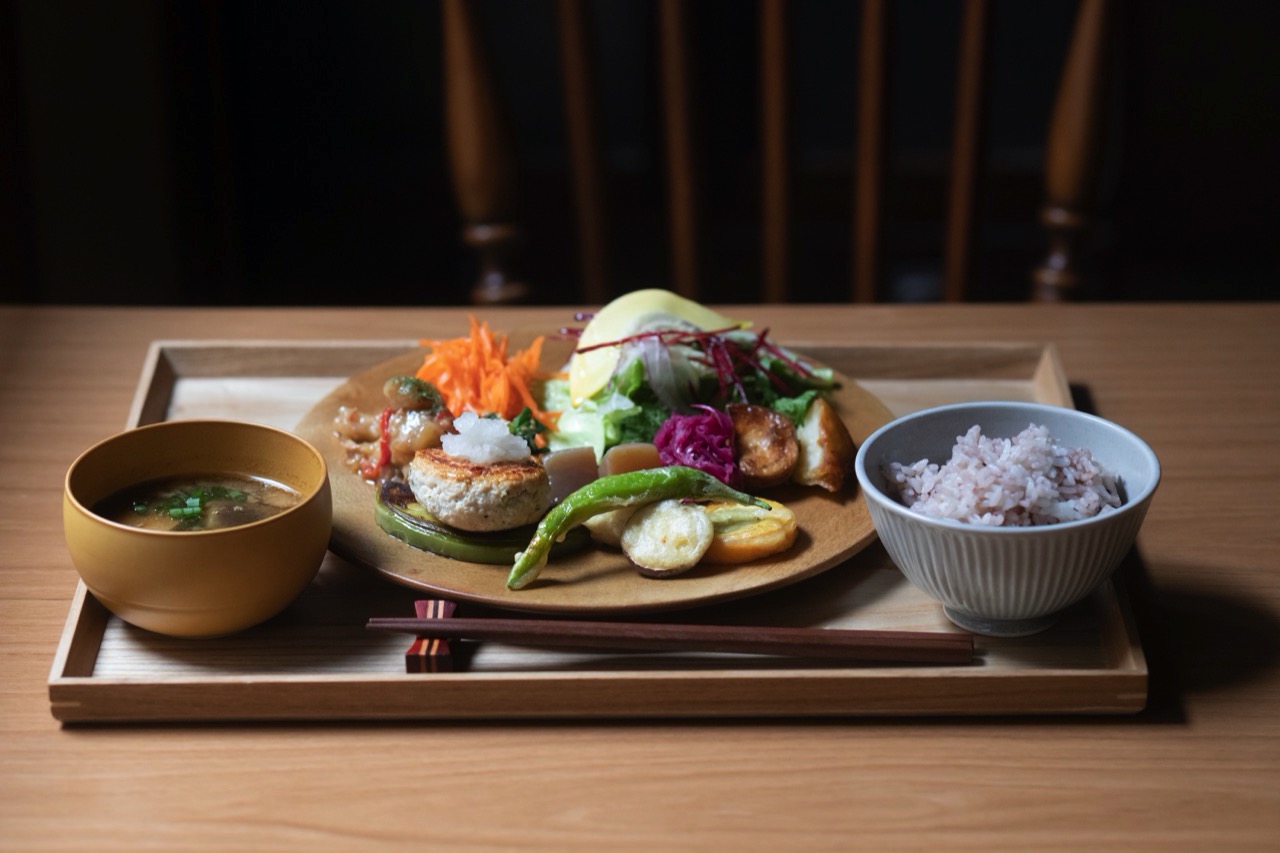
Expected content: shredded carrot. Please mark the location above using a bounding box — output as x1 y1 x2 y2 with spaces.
416 317 559 430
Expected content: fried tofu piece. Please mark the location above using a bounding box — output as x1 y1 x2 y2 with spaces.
792 397 857 492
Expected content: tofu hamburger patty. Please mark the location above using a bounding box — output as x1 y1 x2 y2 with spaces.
407 448 550 532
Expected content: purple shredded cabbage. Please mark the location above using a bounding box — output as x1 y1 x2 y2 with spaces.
653 405 740 486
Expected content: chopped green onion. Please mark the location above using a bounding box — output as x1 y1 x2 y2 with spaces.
128 484 250 527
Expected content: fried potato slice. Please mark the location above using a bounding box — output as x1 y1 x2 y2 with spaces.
701 498 798 564
582 506 638 547
728 403 799 489
620 499 714 577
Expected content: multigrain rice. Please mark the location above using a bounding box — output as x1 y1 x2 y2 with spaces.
883 423 1122 526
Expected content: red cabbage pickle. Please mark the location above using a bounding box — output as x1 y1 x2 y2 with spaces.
653 405 739 486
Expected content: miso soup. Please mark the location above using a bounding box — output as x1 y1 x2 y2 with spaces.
94 473 302 531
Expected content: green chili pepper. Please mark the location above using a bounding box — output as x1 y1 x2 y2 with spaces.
507 465 769 590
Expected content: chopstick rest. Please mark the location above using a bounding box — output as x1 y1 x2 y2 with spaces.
403 598 458 672
373 600 974 670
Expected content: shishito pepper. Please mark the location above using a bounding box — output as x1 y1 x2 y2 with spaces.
507 465 769 590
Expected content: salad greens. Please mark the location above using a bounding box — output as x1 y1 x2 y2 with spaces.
545 326 835 459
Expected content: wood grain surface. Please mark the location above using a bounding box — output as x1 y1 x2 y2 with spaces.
3 303 1279 848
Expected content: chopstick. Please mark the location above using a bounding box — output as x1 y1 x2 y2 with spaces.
366 616 974 665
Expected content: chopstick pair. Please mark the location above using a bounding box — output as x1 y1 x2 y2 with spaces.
367 612 974 666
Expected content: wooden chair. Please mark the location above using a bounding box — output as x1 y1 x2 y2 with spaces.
443 0 1115 305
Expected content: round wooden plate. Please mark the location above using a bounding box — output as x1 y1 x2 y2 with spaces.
295 346 894 615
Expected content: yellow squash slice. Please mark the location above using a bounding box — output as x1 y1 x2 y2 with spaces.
701 498 798 564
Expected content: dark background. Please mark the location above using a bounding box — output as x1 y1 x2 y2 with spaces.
2 0 1277 306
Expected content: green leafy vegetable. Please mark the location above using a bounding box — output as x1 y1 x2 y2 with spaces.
507 406 548 454
132 485 247 529
771 389 820 426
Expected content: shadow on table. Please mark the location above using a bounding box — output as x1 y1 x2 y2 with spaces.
1134 571 1280 715
1067 381 1280 723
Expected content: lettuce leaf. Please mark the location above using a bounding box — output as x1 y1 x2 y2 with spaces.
543 374 670 459
771 389 820 426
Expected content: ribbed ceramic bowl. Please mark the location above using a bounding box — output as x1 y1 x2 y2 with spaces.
854 402 1159 637
63 419 332 638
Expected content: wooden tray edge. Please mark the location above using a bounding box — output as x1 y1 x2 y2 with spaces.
49 659 1148 724
49 338 1149 723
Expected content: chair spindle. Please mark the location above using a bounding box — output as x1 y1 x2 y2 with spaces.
1034 0 1115 301
442 0 527 305
853 0 889 302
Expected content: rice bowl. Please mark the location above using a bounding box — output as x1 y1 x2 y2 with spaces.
855 402 1160 637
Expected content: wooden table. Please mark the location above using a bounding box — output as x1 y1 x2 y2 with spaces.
3 302 1278 848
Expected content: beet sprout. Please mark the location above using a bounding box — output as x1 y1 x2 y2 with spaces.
572 324 739 353
572 323 821 403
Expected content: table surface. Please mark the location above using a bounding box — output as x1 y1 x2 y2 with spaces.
3 302 1278 849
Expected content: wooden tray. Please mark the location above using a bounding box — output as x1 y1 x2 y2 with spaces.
48 340 1148 723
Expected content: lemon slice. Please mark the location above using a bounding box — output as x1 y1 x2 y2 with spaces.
568 289 742 406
